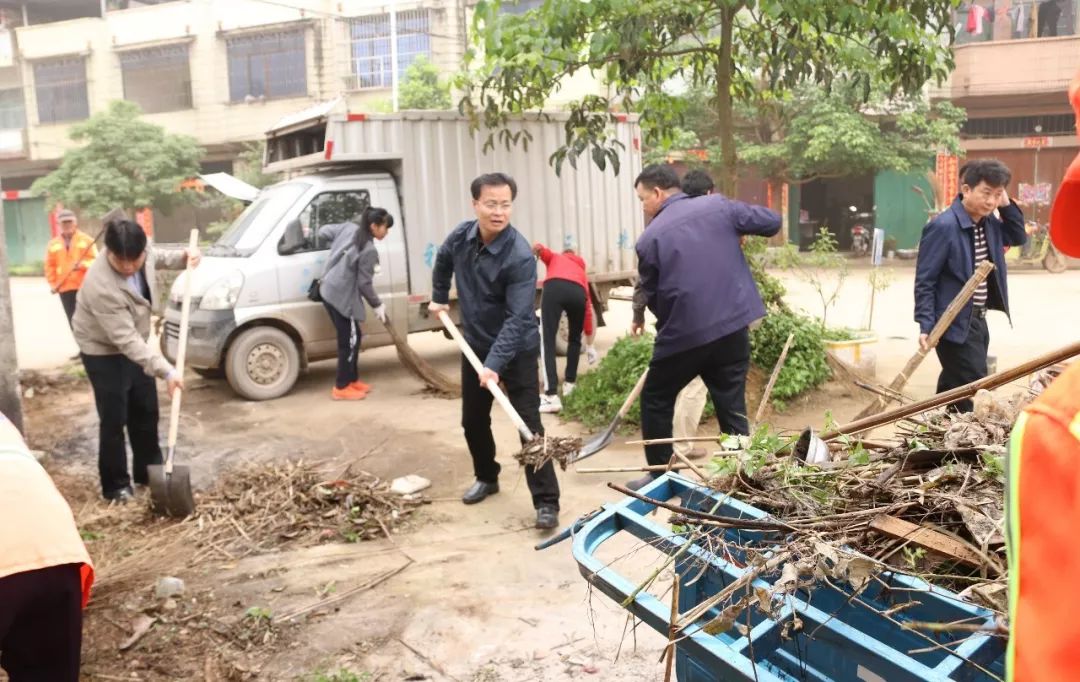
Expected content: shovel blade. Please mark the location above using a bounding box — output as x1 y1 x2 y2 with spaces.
147 464 196 517
572 424 617 463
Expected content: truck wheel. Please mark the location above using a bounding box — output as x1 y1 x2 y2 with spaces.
225 327 300 401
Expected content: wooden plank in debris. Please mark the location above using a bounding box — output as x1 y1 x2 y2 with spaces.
869 514 986 568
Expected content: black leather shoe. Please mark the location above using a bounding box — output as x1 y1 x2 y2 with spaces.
462 480 499 505
535 506 559 530
105 486 135 504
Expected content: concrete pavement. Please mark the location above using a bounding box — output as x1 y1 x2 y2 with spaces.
10 276 80 370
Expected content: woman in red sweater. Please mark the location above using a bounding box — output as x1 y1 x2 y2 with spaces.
533 243 596 413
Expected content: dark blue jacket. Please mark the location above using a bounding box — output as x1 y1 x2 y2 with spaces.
431 220 540 374
914 196 1026 344
636 193 782 360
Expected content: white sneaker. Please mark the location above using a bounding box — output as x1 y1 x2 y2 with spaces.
540 394 562 413
562 382 576 397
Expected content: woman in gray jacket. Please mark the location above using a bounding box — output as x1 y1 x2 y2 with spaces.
317 207 394 400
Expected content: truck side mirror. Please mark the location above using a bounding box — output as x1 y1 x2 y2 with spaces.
278 218 306 255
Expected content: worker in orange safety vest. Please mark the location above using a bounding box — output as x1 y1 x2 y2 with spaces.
1006 65 1080 681
45 208 97 330
0 411 94 681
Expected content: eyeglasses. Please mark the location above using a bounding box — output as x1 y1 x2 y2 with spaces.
480 202 513 212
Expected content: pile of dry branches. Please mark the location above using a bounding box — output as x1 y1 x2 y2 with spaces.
80 460 424 605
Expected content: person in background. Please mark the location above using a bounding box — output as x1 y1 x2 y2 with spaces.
45 209 97 332
670 169 715 460
533 241 597 413
1006 64 1080 682
0 410 94 681
914 159 1026 413
629 164 781 490
73 219 200 502
316 207 393 401
430 172 560 530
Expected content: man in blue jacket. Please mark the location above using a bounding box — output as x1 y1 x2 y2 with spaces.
914 159 1026 413
429 172 560 529
629 165 782 489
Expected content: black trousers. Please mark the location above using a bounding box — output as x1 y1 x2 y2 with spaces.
460 347 560 509
0 563 83 681
935 313 990 413
58 290 77 330
540 279 586 395
324 301 362 389
641 328 751 468
82 353 163 497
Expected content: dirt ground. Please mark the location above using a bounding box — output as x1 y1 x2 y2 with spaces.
17 292 880 682
12 261 1077 680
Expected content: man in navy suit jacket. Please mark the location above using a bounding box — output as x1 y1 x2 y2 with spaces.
914 159 1027 412
629 165 781 489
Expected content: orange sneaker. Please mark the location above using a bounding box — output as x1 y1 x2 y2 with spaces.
332 385 367 401
349 379 371 392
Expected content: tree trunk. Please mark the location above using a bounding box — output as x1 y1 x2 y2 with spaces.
715 5 737 197
0 184 25 433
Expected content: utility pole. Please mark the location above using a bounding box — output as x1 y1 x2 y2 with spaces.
0 178 24 432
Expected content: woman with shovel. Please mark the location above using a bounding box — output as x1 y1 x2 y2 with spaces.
73 218 200 503
316 206 394 401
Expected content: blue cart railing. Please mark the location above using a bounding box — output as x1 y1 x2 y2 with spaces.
544 473 1006 681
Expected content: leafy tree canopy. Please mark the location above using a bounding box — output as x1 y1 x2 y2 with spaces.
462 0 960 192
32 100 202 217
400 56 453 110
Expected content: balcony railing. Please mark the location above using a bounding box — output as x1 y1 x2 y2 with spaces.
955 0 1076 44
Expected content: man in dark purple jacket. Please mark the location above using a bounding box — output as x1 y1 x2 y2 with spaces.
629 165 782 488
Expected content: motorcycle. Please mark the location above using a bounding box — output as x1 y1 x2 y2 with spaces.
1004 220 1067 273
847 205 874 257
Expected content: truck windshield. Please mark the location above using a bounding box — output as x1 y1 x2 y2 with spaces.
208 182 310 256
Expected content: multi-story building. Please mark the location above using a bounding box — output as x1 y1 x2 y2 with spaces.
934 0 1079 227
0 0 578 258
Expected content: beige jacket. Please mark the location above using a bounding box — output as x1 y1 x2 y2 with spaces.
73 246 187 379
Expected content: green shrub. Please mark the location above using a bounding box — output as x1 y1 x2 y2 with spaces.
561 334 654 429
10 261 44 277
749 308 831 401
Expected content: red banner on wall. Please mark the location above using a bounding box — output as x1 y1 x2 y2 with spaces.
936 153 959 204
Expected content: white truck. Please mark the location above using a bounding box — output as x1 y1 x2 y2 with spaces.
162 102 644 400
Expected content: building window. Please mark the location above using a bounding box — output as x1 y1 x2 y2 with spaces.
120 44 193 113
954 0 1076 43
0 89 25 129
33 57 89 124
226 29 307 102
347 9 431 90
961 113 1076 139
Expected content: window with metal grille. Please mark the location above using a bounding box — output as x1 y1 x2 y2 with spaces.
961 113 1075 139
0 89 25 130
226 29 307 102
33 57 89 124
347 10 431 90
954 0 1076 43
120 44 193 113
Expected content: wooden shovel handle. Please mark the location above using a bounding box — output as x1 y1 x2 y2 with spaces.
437 310 535 441
165 229 199 464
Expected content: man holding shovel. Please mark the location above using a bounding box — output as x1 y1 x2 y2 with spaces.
429 172 560 530
629 164 781 490
44 209 97 332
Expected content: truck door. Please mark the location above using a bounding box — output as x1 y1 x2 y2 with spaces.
274 187 374 360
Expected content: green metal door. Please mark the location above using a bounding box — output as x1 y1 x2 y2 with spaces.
873 170 934 250
3 197 50 267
